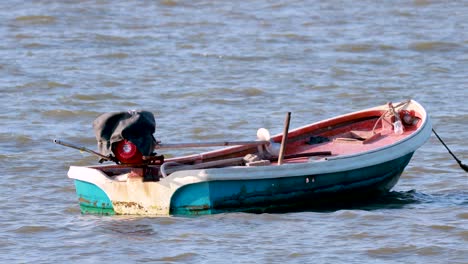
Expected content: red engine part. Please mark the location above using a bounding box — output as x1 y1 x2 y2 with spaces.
113 140 144 164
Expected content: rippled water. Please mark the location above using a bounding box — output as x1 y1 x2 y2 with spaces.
1 1 467 263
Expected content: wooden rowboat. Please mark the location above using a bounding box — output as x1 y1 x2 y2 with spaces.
66 99 431 215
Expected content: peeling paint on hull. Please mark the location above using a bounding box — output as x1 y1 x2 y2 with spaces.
112 201 165 215
74 180 115 215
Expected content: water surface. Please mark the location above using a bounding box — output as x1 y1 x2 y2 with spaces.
1 1 467 263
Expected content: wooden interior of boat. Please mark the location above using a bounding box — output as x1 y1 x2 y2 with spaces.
92 104 423 181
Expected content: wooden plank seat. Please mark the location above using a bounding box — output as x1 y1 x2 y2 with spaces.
333 130 382 144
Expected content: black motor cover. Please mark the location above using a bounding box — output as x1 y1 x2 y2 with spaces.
92 110 156 158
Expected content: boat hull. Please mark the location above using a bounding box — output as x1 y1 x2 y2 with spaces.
170 152 413 214
72 152 413 215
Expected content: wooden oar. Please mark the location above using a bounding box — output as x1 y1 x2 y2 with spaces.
432 129 468 172
278 112 291 165
154 140 269 149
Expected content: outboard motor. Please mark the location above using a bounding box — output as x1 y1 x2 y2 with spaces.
93 110 161 165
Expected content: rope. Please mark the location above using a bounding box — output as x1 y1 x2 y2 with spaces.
371 100 411 134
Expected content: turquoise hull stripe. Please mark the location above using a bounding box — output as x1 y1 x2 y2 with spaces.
170 152 414 215
74 180 115 215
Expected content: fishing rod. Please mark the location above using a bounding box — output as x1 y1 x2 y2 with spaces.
432 129 468 172
53 139 115 162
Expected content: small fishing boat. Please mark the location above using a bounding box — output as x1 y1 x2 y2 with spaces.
61 99 431 215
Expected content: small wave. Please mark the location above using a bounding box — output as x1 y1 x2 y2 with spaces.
17 81 71 89
42 109 100 120
457 212 468 219
0 133 33 145
226 55 270 62
1 134 33 154
14 15 56 25
190 127 227 140
269 33 311 42
227 120 249 130
333 210 359 219
308 84 339 90
335 43 375 53
156 217 178 225
337 58 390 66
101 81 122 88
413 0 432 6
46 81 70 88
394 10 414 17
429 224 456 231
160 91 200 99
367 245 417 256
430 66 450 73
211 87 265 97
160 0 178 7
23 43 48 49
178 43 194 49
65 135 96 146
331 67 353 77
287 253 302 258
459 230 468 241
154 253 199 262
242 87 264 96
368 245 444 258
172 87 265 100
208 87 237 94
64 206 81 214
207 98 241 105
102 220 158 236
349 231 382 239
14 225 51 234
410 41 461 52
42 109 79 118
191 52 268 62
15 34 34 39
71 156 102 166
378 44 398 51
95 53 129 59
415 246 444 256
164 21 224 28
71 93 124 101
93 34 132 46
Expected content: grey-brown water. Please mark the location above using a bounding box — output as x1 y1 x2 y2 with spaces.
1 1 467 263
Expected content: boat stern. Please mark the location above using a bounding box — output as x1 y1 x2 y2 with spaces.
67 165 174 215
68 166 116 215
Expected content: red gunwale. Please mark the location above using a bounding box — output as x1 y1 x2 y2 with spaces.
279 109 422 164
91 105 424 174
